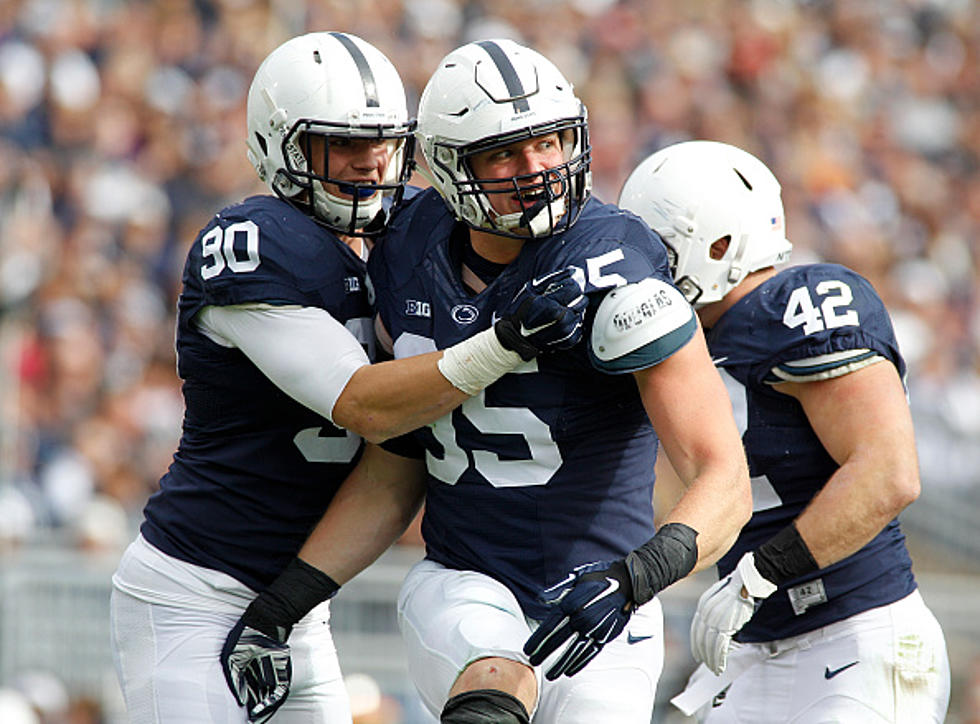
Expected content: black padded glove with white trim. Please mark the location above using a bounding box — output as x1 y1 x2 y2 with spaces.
494 266 587 361
524 559 634 680
220 558 339 722
524 523 699 679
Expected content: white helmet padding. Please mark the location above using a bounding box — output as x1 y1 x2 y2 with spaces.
246 32 415 237
619 140 792 307
416 38 591 240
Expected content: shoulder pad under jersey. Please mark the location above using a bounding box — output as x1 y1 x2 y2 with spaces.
590 278 696 373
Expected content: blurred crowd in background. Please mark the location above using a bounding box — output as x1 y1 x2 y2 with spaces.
0 0 977 721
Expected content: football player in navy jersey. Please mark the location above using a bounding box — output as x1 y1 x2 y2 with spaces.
255 40 753 724
109 32 588 724
619 140 950 723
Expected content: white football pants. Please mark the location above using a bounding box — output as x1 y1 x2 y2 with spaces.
110 534 351 723
672 589 949 723
397 559 664 724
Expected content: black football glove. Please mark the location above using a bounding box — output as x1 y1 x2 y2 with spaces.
495 266 587 360
220 558 340 722
523 559 634 680
524 523 699 680
221 613 292 723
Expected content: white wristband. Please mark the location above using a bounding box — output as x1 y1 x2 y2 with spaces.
437 327 523 396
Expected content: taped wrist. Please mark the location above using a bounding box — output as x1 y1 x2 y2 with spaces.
438 327 523 395
241 558 340 641
753 522 819 586
624 522 699 605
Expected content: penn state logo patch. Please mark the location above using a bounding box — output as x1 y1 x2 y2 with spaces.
451 304 479 325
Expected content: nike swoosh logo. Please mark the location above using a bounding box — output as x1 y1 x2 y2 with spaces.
711 684 731 708
591 577 620 602
711 356 729 366
627 633 653 645
824 661 859 679
581 576 622 610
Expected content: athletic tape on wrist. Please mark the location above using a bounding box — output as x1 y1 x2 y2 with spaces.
437 327 523 396
243 558 340 640
625 522 699 605
753 522 819 586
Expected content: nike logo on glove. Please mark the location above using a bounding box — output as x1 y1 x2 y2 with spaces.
824 661 859 679
626 633 653 645
586 577 620 605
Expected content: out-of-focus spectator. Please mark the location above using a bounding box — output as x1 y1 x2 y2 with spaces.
0 688 39 724
346 673 402 724
11 670 68 724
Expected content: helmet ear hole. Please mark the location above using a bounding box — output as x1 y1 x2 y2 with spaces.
254 133 268 156
709 235 731 260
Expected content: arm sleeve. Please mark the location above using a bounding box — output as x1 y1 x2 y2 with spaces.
197 304 370 422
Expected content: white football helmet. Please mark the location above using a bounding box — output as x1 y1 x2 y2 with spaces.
619 140 793 307
246 32 414 236
416 38 591 239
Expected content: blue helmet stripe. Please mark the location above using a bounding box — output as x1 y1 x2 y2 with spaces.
476 40 531 113
330 32 379 107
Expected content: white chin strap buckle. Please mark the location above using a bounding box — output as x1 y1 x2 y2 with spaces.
314 185 382 229
495 197 566 237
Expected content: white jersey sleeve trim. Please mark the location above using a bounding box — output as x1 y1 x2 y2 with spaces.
197 304 370 422
769 348 885 383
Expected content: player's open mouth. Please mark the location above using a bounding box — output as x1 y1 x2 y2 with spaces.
514 187 548 202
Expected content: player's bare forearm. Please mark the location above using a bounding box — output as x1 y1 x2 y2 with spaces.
636 329 752 571
333 352 468 443
297 444 426 584
660 468 749 573
776 361 920 568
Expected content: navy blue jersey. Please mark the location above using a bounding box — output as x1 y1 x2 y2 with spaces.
141 195 374 591
371 189 692 619
708 263 916 641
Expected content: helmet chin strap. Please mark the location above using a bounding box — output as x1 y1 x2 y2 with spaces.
494 197 566 236
312 183 382 230
726 232 751 285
